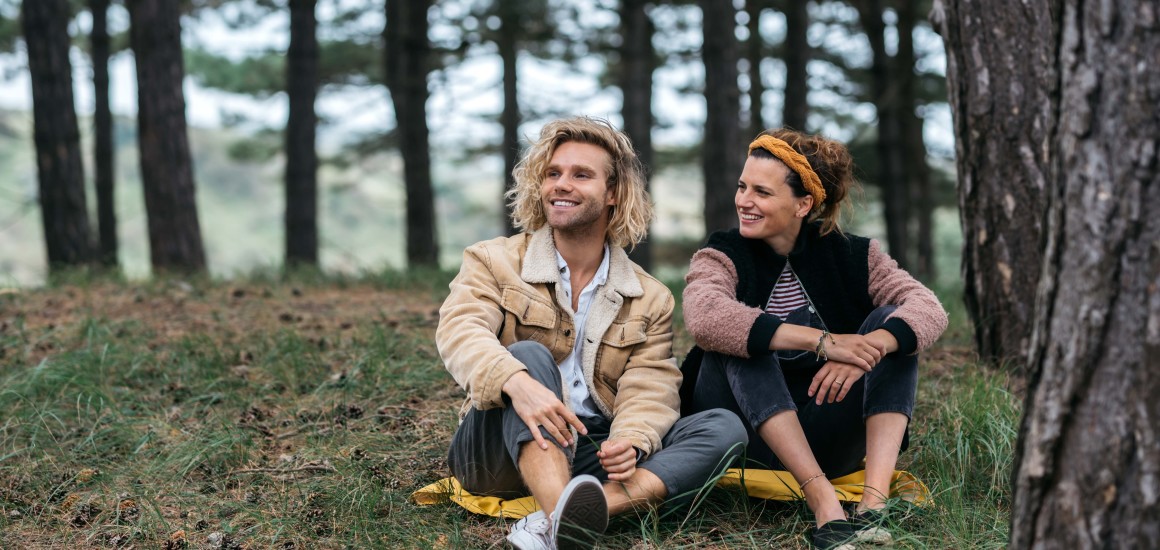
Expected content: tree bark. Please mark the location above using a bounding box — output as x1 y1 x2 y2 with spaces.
1016 1 1160 545
385 0 438 267
939 0 1160 544
933 0 1052 366
91 0 117 268
285 0 320 267
895 0 933 282
23 0 94 269
620 0 655 271
854 0 909 270
745 0 766 134
499 1 521 236
700 0 744 234
128 0 206 273
780 0 809 131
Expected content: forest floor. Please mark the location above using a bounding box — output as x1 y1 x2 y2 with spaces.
0 272 1017 549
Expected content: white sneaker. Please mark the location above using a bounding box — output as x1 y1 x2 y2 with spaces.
550 475 608 550
507 510 551 550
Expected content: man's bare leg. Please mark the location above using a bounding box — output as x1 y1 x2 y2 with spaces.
604 467 667 515
518 442 572 516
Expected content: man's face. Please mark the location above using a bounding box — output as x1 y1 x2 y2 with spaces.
540 141 616 236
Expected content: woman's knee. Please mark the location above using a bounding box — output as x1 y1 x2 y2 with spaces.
858 305 899 334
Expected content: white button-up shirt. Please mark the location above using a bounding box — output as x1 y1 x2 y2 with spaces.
556 245 610 419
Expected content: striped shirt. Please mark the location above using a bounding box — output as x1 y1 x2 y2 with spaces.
765 263 808 319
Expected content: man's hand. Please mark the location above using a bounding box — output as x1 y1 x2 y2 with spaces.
502 371 587 450
597 437 638 481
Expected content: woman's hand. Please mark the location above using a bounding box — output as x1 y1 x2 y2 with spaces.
808 361 867 405
820 333 886 372
502 371 586 450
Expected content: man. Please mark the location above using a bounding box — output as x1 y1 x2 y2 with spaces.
436 116 746 550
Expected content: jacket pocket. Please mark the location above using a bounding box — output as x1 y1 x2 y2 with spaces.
595 319 648 386
601 319 647 348
500 287 557 346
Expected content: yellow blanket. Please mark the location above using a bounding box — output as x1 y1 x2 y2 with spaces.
410 468 930 519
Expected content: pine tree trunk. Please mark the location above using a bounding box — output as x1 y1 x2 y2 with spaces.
1017 0 1160 543
91 0 117 268
933 0 1051 366
385 0 438 267
620 0 654 271
938 0 1160 543
700 0 743 234
745 0 766 134
780 0 809 131
284 0 319 267
128 0 206 273
855 0 909 270
23 0 94 269
499 1 520 236
896 0 933 282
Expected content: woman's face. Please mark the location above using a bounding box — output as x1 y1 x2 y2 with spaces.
735 156 813 249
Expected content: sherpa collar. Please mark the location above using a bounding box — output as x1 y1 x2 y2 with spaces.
520 227 643 298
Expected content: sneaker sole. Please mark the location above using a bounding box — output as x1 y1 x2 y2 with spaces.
854 525 893 545
553 477 607 550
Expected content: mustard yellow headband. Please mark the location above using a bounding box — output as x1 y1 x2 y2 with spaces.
748 135 826 208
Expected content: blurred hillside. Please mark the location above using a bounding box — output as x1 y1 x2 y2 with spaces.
0 108 961 288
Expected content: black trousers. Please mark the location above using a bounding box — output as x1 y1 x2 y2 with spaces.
692 306 918 477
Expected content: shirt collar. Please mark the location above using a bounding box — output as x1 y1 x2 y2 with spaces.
556 244 611 287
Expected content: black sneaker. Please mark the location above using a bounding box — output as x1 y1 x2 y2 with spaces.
850 508 893 545
812 519 857 550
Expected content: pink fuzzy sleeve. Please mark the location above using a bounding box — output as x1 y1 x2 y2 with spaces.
867 239 948 351
683 248 764 357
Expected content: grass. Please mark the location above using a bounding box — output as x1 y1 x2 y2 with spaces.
0 271 1019 548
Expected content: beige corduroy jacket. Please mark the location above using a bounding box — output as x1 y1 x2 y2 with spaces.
435 227 680 457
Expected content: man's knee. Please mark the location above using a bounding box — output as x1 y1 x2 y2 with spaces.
706 409 748 454
508 341 559 382
686 408 748 459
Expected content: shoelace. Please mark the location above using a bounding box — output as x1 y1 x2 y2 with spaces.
523 515 550 535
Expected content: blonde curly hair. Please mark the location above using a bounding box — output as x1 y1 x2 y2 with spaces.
506 116 653 249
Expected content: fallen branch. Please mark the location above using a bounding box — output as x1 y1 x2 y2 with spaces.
227 463 336 476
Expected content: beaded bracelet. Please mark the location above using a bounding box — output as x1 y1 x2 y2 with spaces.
814 331 835 361
800 472 826 490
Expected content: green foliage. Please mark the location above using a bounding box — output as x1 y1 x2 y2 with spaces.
185 48 285 98
225 127 281 161
0 9 18 55
319 37 382 86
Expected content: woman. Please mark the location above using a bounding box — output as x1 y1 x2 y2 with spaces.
681 129 947 549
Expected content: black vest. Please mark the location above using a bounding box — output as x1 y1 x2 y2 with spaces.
679 223 873 414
